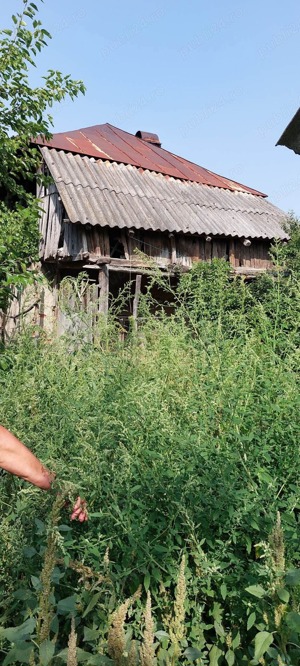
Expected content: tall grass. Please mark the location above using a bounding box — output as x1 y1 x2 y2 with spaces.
0 260 300 664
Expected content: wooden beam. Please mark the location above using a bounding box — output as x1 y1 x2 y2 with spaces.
108 265 154 274
110 258 157 269
96 256 111 265
98 265 109 315
39 289 45 329
132 274 142 329
83 264 189 275
233 266 266 278
83 264 147 274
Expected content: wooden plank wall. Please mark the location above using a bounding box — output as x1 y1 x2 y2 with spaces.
228 239 272 269
62 226 273 270
176 236 201 267
212 238 228 261
142 231 170 265
39 185 273 270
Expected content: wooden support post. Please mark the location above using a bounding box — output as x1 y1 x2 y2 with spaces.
229 239 235 267
39 289 45 329
205 239 212 262
0 312 7 345
169 233 176 264
121 231 130 260
132 274 142 329
98 265 109 315
128 230 135 259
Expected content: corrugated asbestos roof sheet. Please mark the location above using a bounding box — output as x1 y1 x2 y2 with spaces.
35 123 266 196
41 147 288 241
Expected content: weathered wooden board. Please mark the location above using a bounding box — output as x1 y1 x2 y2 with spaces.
44 184 63 260
142 231 171 265
98 265 109 314
205 239 212 262
228 239 235 267
176 235 201 267
212 238 227 260
39 200 48 258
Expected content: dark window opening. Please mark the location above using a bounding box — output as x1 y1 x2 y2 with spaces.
110 233 125 258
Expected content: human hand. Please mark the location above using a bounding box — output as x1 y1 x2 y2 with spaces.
43 467 56 489
70 496 88 522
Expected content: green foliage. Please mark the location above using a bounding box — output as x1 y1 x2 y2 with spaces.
0 262 300 663
0 0 85 197
0 199 40 310
0 1 85 309
278 213 300 273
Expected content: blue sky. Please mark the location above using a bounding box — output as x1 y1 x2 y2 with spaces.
3 0 300 213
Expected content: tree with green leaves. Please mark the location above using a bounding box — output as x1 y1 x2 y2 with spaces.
0 0 85 312
280 213 300 273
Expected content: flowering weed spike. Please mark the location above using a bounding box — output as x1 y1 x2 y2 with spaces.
67 617 78 666
140 591 155 666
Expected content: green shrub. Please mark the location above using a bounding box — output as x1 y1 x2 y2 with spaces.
0 261 300 664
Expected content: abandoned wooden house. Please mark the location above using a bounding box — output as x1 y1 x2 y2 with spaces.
3 122 289 335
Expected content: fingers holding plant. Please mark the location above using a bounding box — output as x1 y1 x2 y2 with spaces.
70 496 88 522
50 480 89 523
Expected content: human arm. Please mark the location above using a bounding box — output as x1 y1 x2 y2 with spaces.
0 425 53 489
0 426 88 520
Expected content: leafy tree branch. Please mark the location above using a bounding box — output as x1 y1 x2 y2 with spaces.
0 0 85 311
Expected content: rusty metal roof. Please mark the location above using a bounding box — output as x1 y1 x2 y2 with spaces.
35 123 266 196
41 147 287 240
276 107 300 154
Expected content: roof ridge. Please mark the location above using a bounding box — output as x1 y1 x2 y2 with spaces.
106 123 266 197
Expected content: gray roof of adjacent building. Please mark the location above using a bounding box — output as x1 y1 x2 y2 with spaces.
276 107 300 154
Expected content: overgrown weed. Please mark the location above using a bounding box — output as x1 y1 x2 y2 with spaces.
0 259 300 663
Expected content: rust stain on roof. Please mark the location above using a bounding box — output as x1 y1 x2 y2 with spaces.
34 122 267 197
